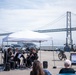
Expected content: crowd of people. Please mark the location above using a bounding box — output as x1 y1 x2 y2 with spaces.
2 47 76 74
3 47 38 70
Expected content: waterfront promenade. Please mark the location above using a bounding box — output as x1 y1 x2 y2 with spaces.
0 51 76 75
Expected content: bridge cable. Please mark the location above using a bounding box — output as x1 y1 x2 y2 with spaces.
36 13 66 30
71 12 76 16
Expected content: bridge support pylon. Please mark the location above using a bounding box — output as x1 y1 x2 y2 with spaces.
66 11 73 51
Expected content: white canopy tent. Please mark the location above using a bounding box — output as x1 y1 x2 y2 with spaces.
3 30 50 42
2 30 51 61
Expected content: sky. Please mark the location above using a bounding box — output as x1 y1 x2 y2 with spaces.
0 0 76 46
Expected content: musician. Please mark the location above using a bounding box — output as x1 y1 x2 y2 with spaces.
26 48 38 67
13 48 26 68
4 48 13 63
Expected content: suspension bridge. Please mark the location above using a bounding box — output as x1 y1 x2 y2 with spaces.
0 11 76 49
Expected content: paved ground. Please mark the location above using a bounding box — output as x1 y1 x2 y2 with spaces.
0 51 76 75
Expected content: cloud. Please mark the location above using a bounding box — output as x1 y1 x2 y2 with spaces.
0 7 76 32
0 9 58 32
0 0 76 9
0 0 76 45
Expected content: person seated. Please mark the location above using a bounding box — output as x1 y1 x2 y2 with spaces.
59 59 75 74
59 49 64 54
13 48 19 64
30 60 52 75
4 48 14 63
13 48 26 68
26 48 38 67
30 48 38 61
3 48 15 69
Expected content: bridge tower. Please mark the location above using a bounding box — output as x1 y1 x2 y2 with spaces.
66 11 73 50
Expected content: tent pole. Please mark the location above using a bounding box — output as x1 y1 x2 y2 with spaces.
1 41 3 65
39 41 41 62
52 39 57 69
